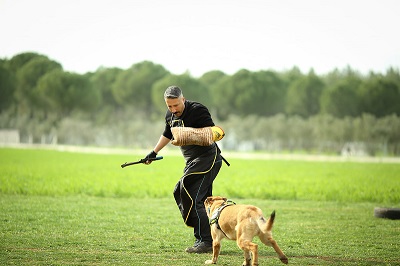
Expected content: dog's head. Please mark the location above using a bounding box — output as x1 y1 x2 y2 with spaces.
204 196 227 217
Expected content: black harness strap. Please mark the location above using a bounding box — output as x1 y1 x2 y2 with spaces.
221 155 230 166
216 143 230 167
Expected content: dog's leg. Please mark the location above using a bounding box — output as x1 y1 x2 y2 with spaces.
241 249 251 266
205 227 221 265
270 239 288 264
259 234 288 264
237 238 258 266
204 240 220 264
258 212 288 264
236 222 259 266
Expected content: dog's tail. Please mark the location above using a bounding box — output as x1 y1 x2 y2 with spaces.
266 210 276 231
257 210 276 233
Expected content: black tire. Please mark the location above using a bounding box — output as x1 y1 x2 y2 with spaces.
374 207 400 220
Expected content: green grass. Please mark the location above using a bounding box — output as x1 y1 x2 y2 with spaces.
1 148 399 204
1 195 399 265
215 157 400 204
1 147 400 265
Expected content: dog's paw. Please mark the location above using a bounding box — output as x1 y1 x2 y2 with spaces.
280 256 289 264
205 259 215 264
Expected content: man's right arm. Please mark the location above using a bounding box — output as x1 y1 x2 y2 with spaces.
153 135 170 154
144 135 170 164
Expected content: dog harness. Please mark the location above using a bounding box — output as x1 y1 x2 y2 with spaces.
209 200 236 238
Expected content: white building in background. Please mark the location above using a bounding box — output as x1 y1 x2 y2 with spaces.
0 129 19 144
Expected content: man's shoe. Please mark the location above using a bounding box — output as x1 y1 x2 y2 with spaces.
185 242 213 254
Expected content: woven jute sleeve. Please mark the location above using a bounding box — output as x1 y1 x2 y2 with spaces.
171 127 214 146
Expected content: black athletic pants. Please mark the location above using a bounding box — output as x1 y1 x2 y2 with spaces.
174 155 222 244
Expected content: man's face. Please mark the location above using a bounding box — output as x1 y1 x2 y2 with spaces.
165 97 185 117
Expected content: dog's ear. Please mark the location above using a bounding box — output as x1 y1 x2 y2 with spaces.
205 196 213 205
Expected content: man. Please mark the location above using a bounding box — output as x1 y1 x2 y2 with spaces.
144 85 224 253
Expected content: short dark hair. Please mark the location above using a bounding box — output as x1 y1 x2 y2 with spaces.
164 86 183 99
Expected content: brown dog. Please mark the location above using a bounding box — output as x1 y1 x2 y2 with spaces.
204 196 288 266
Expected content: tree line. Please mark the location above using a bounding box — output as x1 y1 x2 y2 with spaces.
1 52 400 155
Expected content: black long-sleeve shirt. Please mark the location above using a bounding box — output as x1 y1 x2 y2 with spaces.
163 100 218 164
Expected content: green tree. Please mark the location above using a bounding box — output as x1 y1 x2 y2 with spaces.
36 70 100 117
199 70 227 108
199 70 226 84
212 69 256 119
253 70 287 115
279 66 304 89
112 61 168 111
382 114 400 155
385 67 400 85
320 75 362 118
213 69 279 119
151 73 211 115
15 56 62 114
285 71 325 117
323 66 361 88
90 67 123 108
359 74 400 117
8 52 48 73
214 69 287 117
0 61 15 112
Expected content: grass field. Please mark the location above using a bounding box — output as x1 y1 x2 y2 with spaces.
1 147 399 265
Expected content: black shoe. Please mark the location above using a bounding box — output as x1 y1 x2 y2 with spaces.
185 242 213 254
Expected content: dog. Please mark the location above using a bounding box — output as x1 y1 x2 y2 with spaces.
204 196 288 266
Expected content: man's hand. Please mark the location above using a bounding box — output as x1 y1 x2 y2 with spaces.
144 150 157 164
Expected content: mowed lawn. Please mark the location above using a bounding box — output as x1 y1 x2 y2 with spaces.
1 147 399 265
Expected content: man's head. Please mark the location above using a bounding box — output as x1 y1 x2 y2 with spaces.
164 86 183 99
164 86 185 117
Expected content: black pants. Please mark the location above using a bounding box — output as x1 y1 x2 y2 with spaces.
174 155 222 244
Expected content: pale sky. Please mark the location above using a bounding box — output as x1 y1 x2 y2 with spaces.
1 0 399 77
